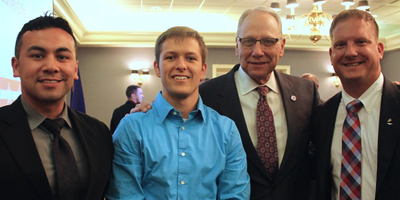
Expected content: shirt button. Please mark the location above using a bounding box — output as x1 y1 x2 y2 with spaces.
181 180 185 185
181 152 186 156
181 126 185 130
173 112 177 115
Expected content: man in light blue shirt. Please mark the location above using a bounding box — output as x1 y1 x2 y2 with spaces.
105 26 250 200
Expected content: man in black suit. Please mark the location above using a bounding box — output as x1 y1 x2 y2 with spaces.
314 9 400 200
0 14 113 199
200 7 320 200
110 85 144 134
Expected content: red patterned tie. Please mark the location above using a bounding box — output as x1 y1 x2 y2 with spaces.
340 100 363 200
256 86 278 177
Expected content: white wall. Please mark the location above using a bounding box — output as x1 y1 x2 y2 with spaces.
381 48 400 82
76 46 399 127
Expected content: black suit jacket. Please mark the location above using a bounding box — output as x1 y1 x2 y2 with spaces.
199 64 320 200
0 97 113 200
110 101 136 134
314 78 400 200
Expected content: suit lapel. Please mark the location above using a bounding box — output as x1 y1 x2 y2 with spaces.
273 72 295 171
316 93 341 197
68 108 98 197
376 79 400 191
0 97 54 199
215 65 274 179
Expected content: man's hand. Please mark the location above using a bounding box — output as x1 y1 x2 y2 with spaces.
130 101 152 113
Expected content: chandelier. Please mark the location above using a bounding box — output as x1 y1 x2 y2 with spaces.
270 0 371 44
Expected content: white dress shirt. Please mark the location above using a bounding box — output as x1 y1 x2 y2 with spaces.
331 73 383 200
234 66 288 167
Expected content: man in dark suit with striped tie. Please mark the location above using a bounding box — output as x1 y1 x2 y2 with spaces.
314 9 400 200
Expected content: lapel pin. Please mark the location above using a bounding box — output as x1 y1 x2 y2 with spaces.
291 95 297 102
387 118 393 126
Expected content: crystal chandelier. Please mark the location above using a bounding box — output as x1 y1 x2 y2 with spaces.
285 0 333 44
271 0 371 45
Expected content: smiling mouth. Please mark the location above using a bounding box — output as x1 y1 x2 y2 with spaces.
344 62 362 67
173 76 189 80
39 80 62 83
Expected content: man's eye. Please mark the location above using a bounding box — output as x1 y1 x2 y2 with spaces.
334 43 345 48
263 39 275 44
243 39 254 44
57 55 68 60
31 54 44 58
357 40 367 45
165 56 174 60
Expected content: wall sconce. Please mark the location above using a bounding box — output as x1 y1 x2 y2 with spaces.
131 69 149 86
332 73 340 88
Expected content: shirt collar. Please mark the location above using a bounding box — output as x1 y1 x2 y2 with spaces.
342 73 383 114
153 91 206 124
21 96 71 130
237 66 279 95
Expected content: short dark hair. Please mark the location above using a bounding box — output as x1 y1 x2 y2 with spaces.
155 26 207 66
330 9 379 41
14 12 77 59
126 85 140 98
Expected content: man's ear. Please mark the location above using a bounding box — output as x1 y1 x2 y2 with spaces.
11 57 20 77
74 61 79 80
201 63 208 80
235 38 239 57
154 61 161 77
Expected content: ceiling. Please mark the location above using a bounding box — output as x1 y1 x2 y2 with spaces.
54 0 400 51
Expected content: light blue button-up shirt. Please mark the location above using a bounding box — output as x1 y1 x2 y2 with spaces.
106 92 250 200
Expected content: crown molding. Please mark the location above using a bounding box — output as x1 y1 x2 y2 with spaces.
54 0 400 51
384 33 400 51
54 0 86 44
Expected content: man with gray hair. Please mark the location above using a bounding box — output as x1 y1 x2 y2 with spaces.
200 6 320 199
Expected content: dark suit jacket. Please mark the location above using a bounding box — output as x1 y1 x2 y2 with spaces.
110 101 136 134
199 64 320 200
0 97 113 200
314 78 400 200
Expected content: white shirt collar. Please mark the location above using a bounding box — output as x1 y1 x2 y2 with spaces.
237 66 280 95
342 73 383 114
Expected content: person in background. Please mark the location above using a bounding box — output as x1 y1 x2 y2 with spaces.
301 73 320 90
199 6 320 199
105 26 250 200
314 9 400 200
0 13 113 199
110 85 143 134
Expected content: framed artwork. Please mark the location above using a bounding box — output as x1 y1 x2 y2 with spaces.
212 64 291 78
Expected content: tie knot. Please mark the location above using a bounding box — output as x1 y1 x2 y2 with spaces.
346 100 363 114
257 86 269 97
40 118 66 135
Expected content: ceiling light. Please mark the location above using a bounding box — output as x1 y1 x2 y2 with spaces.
357 0 369 10
285 1 332 44
271 2 281 12
150 6 162 11
286 0 299 9
341 0 355 9
313 0 326 6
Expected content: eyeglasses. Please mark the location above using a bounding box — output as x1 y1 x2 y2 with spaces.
237 37 281 48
